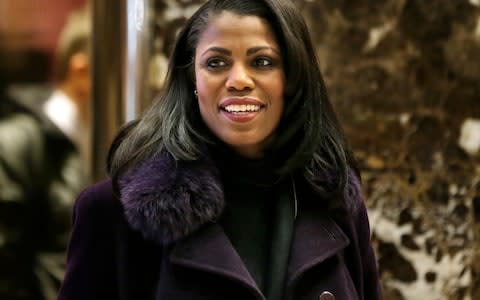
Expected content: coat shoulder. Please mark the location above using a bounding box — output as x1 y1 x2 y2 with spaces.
59 179 122 300
73 179 122 226
76 179 117 207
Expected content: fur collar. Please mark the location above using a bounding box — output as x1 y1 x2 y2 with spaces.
118 151 361 246
118 152 224 245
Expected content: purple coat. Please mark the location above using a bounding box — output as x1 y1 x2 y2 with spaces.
58 153 382 300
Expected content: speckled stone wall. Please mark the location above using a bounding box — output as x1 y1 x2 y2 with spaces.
150 1 480 299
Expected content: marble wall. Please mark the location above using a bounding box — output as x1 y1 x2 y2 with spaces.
150 1 480 299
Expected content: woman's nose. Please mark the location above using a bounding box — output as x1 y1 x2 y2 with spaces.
226 64 254 91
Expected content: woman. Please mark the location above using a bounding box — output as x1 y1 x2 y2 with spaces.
58 0 382 299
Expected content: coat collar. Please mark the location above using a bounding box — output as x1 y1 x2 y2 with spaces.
118 150 360 247
169 209 349 300
118 151 224 245
286 209 350 293
170 224 264 300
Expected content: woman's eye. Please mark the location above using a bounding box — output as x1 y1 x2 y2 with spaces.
253 57 272 68
207 58 227 69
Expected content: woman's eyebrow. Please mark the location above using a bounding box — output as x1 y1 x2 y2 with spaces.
201 47 231 57
246 46 280 56
201 46 280 57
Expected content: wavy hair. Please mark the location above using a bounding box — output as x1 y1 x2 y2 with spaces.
108 0 358 213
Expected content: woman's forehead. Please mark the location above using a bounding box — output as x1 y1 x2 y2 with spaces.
196 11 278 49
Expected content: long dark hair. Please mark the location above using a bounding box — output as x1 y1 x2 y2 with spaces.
108 0 358 213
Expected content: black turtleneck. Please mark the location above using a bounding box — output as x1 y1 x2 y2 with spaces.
212 145 296 300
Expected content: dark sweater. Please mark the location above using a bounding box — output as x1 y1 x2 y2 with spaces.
215 148 295 300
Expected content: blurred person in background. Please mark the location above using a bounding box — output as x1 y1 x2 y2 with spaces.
0 6 91 300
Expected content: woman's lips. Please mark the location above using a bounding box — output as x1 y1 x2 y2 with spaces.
219 97 264 107
221 110 262 122
219 97 265 123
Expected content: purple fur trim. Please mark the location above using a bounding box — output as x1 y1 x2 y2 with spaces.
307 165 362 214
118 150 362 245
118 152 224 245
345 168 362 213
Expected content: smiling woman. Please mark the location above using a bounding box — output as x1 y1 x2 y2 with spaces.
195 11 285 158
58 1 383 299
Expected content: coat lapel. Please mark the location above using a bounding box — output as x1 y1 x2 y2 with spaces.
170 224 265 300
286 210 350 293
168 211 349 300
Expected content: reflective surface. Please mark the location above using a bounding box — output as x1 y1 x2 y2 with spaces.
91 0 153 181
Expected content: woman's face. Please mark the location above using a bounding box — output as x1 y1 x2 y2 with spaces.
194 11 285 158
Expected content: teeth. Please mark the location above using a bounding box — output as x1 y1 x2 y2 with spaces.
224 104 261 113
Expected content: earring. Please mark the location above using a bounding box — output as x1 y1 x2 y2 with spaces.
194 89 198 97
